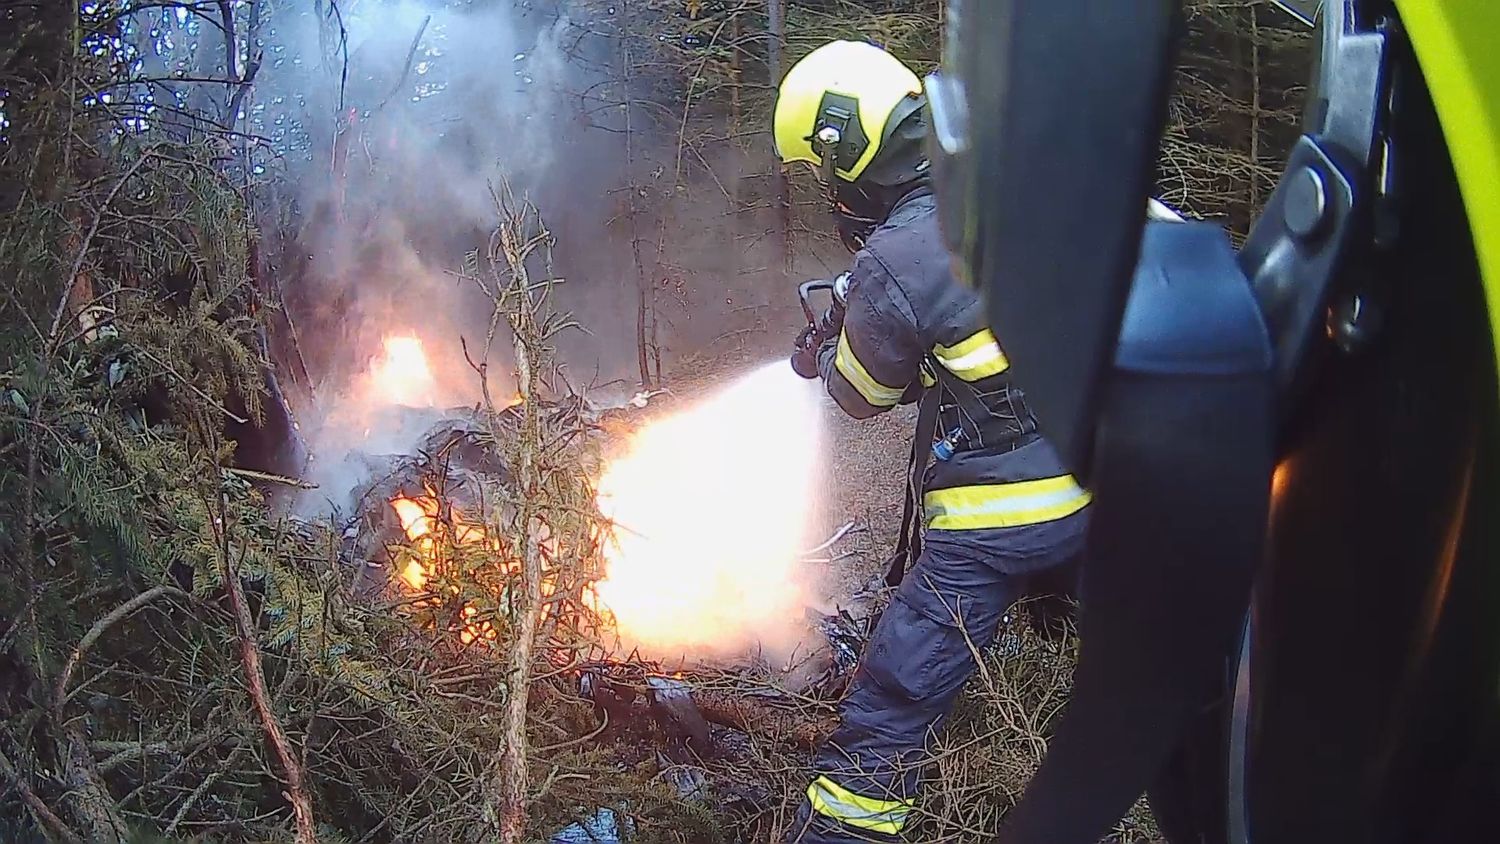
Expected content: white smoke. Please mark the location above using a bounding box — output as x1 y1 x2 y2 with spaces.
252 0 624 515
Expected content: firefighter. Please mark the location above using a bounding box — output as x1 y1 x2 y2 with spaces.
774 40 1093 842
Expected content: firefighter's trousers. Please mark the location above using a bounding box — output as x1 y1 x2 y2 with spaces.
788 537 1078 843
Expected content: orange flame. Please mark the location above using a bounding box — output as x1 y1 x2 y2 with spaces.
388 491 499 645
384 364 825 660
390 496 437 589
371 335 438 407
593 363 824 657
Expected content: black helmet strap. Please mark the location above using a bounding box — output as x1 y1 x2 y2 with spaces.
808 93 871 247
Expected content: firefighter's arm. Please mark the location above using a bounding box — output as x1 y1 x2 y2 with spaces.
815 256 923 419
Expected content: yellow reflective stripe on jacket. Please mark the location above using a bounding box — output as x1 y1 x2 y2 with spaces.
933 328 1009 381
806 775 911 834
925 475 1092 530
919 359 937 388
835 331 904 407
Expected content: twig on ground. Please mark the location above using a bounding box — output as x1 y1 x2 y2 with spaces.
803 520 860 556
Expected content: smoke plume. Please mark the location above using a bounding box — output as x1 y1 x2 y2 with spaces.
251 0 631 514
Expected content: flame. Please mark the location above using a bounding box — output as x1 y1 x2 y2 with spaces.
593 363 824 657
387 490 500 644
301 332 485 480
371 335 438 407
383 363 825 660
390 496 438 589
391 496 436 539
400 559 428 591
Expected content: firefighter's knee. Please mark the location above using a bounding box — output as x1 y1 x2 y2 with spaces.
859 551 1014 703
859 592 974 704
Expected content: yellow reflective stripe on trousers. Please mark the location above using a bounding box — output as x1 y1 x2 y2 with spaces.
933 328 1009 381
835 331 903 407
806 775 911 835
925 475 1092 530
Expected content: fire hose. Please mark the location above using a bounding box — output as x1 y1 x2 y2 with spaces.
789 273 852 379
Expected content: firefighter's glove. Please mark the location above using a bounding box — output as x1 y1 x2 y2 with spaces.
817 300 846 342
790 322 823 379
791 336 816 379
790 303 843 380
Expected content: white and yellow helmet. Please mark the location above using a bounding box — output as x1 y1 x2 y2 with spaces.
773 40 924 184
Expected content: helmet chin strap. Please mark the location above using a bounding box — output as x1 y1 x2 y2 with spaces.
822 124 876 250
812 122 879 252
814 124 844 202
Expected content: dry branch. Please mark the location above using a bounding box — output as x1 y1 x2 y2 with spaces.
165 746 246 837
53 586 193 713
50 146 158 348
216 495 317 844
0 743 84 844
692 687 837 750
377 14 432 113
222 0 265 129
490 190 547 844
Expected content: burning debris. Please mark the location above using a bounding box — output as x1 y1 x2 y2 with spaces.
332 359 832 665
327 352 859 630
257 174 884 840
256 172 874 841
310 350 869 839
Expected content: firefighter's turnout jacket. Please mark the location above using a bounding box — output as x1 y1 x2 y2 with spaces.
794 189 1091 844
816 189 1091 563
